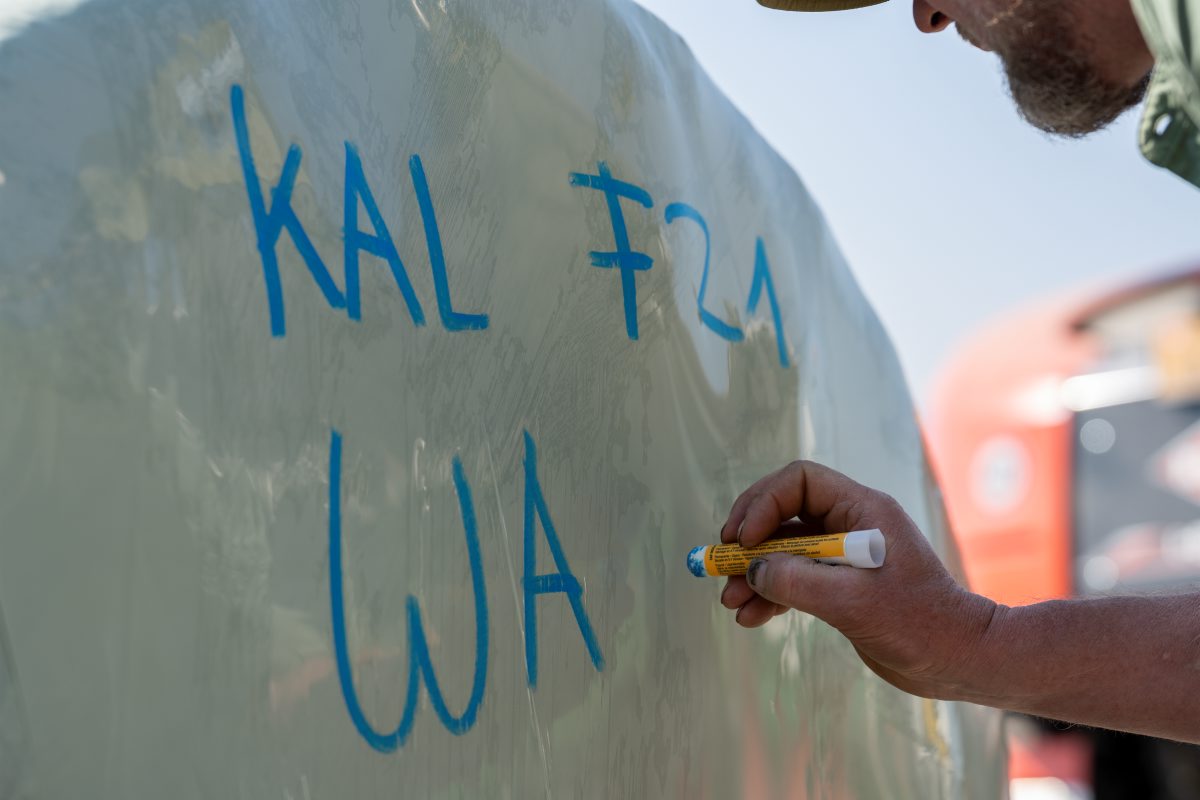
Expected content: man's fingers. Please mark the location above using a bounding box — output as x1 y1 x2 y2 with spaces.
745 552 852 621
729 461 893 547
721 471 778 543
763 519 827 540
734 595 786 628
721 471 775 543
722 506 824 545
721 576 756 610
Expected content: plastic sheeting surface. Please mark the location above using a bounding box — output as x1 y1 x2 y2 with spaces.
0 0 1005 796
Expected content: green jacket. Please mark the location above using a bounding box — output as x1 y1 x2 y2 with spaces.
1133 0 1200 187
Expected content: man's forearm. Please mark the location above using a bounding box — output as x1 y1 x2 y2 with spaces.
957 593 1200 743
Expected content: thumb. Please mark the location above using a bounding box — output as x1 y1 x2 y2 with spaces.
746 553 853 623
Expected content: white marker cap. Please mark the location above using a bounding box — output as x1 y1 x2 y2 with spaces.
842 529 886 569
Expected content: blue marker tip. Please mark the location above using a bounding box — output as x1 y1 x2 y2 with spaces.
687 546 708 578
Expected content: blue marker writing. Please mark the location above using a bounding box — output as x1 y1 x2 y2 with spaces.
231 84 346 337
664 202 744 342
569 162 654 340
329 430 489 752
747 237 790 368
522 430 605 687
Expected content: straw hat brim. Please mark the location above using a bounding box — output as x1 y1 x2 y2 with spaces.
757 0 888 11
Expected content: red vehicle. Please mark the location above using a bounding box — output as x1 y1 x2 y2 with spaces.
927 267 1200 800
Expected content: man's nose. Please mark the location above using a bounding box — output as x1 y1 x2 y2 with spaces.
912 0 952 33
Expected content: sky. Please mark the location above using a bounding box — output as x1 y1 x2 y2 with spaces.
632 0 1200 405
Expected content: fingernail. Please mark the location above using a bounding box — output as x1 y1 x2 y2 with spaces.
746 558 766 588
737 520 745 546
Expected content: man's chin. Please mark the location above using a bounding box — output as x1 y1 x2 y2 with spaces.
1009 71 1151 138
976 0 1152 139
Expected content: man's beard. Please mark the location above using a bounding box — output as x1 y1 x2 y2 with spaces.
963 2 1151 137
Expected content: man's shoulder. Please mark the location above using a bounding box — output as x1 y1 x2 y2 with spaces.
1133 0 1200 60
1132 0 1200 188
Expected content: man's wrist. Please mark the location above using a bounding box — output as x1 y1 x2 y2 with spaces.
942 593 1016 705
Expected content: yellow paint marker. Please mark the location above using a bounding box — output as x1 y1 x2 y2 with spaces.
687 529 886 577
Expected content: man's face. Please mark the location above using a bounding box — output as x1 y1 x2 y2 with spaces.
920 0 1151 137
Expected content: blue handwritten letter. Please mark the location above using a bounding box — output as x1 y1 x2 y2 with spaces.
410 155 489 332
329 430 489 752
343 143 426 326
664 202 744 342
522 431 604 687
747 238 791 368
231 84 345 337
569 162 654 340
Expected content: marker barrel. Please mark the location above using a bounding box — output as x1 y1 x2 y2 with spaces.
687 529 886 577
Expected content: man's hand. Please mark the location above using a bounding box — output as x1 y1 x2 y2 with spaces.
715 460 1200 743
717 460 1001 701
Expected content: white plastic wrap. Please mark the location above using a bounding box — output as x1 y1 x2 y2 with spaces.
0 0 1005 796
